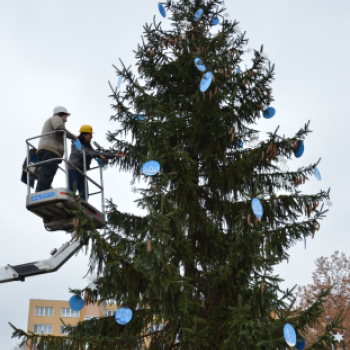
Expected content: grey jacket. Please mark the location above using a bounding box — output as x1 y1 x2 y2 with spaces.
37 115 73 157
68 143 116 171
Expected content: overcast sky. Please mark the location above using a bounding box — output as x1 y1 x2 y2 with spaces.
1 0 349 348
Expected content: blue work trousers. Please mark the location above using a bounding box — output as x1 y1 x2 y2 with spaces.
68 169 88 201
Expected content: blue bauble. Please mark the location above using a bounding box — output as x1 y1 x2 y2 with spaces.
211 17 220 25
236 139 243 149
194 58 206 72
158 3 166 18
252 198 263 220
314 168 321 181
295 337 306 350
69 296 84 311
283 323 296 347
132 114 145 122
294 141 304 158
193 8 203 21
199 71 213 92
262 107 276 119
115 307 133 325
142 160 160 176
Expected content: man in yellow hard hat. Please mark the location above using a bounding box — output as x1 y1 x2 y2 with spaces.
68 125 126 200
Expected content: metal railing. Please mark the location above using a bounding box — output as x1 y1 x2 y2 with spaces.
26 130 105 217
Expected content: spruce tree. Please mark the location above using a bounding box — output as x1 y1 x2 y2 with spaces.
12 0 338 349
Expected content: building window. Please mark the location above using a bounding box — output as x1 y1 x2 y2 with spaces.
33 324 52 334
104 310 116 317
60 325 70 335
35 307 54 317
85 316 99 320
61 308 80 318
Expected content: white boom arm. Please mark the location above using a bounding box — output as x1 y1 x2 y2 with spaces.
0 240 81 283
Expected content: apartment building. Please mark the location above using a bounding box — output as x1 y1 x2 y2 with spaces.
26 299 119 349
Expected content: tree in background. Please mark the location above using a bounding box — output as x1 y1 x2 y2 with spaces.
12 0 337 349
297 251 350 349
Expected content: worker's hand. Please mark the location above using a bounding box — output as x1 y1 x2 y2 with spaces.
100 155 108 164
115 151 127 157
72 134 77 141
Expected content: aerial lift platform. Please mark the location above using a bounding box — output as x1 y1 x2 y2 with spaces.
0 130 107 283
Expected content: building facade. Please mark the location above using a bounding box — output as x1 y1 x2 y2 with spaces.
26 299 119 349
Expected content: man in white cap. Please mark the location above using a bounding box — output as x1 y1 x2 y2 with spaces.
35 106 77 192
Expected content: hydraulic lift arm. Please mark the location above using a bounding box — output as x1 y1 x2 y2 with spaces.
0 239 81 283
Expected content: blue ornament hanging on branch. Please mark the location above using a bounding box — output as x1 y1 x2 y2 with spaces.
262 107 276 119
236 139 243 149
314 167 321 181
132 114 145 122
69 296 84 311
194 58 206 72
200 72 213 92
295 337 306 350
294 141 304 158
252 198 263 220
117 76 123 89
283 323 297 347
115 307 133 325
158 3 166 18
193 9 203 21
142 160 160 176
210 17 220 25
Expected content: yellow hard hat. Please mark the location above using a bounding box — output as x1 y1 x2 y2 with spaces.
79 125 93 133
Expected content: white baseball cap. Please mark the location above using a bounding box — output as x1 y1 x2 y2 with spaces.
53 106 71 116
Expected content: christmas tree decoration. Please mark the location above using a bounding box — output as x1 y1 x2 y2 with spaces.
179 17 193 39
193 8 204 21
295 337 306 350
73 139 82 151
283 323 297 347
262 106 276 119
294 140 305 158
236 65 241 73
314 167 321 181
86 271 98 291
132 114 145 122
142 160 160 176
200 71 213 92
236 139 243 149
325 200 333 207
252 198 263 220
194 58 206 72
333 332 344 343
97 158 106 168
277 156 289 171
158 3 166 18
115 307 133 325
210 17 220 25
69 296 84 312
117 75 123 89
